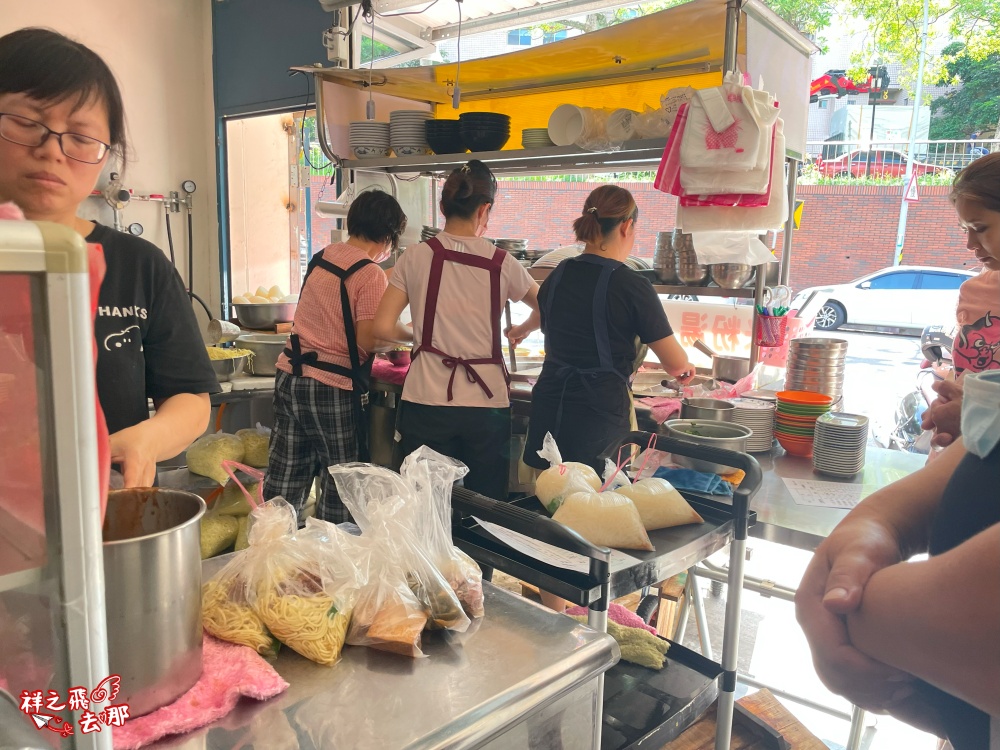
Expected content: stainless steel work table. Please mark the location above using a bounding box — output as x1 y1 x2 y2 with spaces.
167 559 619 750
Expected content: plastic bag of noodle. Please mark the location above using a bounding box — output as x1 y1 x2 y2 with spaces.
254 517 363 666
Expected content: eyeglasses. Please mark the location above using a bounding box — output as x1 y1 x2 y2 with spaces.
0 113 110 164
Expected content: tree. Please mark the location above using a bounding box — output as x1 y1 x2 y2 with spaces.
929 42 1000 139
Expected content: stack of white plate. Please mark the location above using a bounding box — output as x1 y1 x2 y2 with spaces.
730 398 775 453
522 128 554 149
390 110 432 156
420 225 441 242
813 412 868 477
786 338 848 409
349 121 390 158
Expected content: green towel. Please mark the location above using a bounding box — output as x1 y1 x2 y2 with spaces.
571 616 670 669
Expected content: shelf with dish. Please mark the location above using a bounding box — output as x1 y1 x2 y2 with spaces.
527 266 756 298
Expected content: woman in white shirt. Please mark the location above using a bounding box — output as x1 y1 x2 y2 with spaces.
374 160 540 500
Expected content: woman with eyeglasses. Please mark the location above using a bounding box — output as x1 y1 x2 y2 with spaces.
0 28 217 488
522 185 694 475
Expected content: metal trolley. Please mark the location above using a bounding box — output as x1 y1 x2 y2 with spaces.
452 430 761 750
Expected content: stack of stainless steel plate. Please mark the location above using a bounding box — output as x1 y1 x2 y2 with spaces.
495 238 528 260
785 338 848 408
420 225 442 242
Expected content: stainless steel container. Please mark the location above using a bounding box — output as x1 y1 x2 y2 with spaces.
237 333 288 376
653 231 678 284
233 302 297 329
681 398 735 421
210 353 247 382
103 488 206 717
663 420 752 474
710 263 755 289
675 229 709 285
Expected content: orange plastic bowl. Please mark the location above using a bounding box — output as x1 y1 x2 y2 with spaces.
776 434 814 457
776 390 834 406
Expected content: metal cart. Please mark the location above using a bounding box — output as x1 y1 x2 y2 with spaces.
452 430 761 750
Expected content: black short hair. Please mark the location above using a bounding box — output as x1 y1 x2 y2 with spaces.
346 189 408 250
0 28 128 165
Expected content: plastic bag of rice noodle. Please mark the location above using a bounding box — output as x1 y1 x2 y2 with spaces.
603 460 704 531
533 432 602 514
236 424 271 468
187 432 245 485
552 489 654 551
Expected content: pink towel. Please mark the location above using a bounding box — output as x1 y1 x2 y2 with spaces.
112 635 288 750
371 357 408 386
566 602 658 635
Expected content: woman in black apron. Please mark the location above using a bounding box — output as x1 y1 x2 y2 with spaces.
373 161 540 501
264 190 407 523
521 185 694 474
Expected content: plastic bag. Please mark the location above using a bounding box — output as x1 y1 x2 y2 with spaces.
533 432 602 514
256 517 363 666
660 86 695 129
236 424 271 468
187 432 245 485
330 463 472 635
400 446 484 618
634 104 672 140
201 494 287 657
552 489 653 551
690 232 776 266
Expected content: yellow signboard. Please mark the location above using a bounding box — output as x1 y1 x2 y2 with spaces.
793 200 805 229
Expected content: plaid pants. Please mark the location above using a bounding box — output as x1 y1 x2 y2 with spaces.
263 370 361 523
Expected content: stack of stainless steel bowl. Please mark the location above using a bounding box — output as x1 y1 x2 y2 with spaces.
495 238 528 257
785 338 848 408
653 231 679 284
674 229 709 285
420 225 442 242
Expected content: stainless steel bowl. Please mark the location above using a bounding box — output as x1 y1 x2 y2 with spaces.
663 419 753 474
711 263 755 289
677 262 710 285
681 398 735 422
233 302 297 329
209 354 247 382
237 333 288 376
103 488 206 717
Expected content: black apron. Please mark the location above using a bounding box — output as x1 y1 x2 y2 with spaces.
283 254 375 461
913 442 1000 749
526 255 632 472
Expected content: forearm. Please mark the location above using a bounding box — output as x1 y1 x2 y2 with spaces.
145 393 211 461
377 322 412 345
847 523 1000 715
648 335 692 376
830 439 966 557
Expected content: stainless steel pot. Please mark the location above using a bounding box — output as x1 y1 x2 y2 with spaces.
663 419 752 473
233 302 296 329
103 488 206 717
237 333 288 376
693 339 751 383
681 398 735 422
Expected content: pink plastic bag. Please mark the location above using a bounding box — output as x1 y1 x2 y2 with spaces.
653 103 689 195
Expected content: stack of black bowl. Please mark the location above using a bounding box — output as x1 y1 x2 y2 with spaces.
459 112 511 152
424 119 467 155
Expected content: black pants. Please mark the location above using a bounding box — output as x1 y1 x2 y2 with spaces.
398 402 511 501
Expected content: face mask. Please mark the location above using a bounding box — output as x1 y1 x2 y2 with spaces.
960 370 1000 458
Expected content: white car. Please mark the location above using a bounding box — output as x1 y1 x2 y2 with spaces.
792 266 976 331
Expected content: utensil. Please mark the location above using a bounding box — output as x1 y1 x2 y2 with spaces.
206 319 241 345
386 349 411 367
103 488 206 717
711 263 755 290
504 301 517 373
210 353 247 382
662 419 753 474
681 398 735 421
693 338 751 383
236 333 287 376
233 302 297 329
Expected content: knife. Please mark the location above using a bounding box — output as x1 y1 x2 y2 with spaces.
504 301 517 373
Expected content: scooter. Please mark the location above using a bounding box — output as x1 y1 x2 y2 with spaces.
875 325 954 454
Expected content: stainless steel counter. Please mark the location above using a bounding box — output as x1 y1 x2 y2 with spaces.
164 568 619 750
741 446 925 552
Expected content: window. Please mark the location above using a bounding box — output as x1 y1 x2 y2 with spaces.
542 29 568 43
918 272 968 290
852 151 872 163
866 272 919 290
818 100 829 109
507 29 532 45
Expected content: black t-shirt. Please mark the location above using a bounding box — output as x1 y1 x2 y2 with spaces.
87 223 219 435
538 257 674 381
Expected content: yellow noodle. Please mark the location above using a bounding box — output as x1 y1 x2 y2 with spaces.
202 579 276 656
206 347 254 360
257 591 351 666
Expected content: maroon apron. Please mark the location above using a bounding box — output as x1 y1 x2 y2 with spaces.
413 236 509 401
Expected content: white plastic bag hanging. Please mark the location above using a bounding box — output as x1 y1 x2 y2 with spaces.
690 232 777 266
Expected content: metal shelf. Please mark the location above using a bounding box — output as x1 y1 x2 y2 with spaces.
526 267 755 298
341 138 668 176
